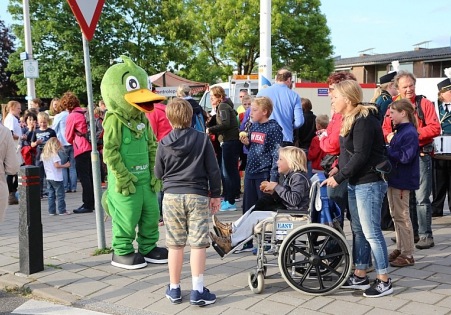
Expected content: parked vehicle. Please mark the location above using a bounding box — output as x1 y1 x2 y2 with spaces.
199 75 260 112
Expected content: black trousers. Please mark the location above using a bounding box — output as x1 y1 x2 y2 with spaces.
75 151 94 209
7 174 18 193
431 158 451 216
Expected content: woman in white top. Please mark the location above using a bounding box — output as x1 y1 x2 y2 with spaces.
2 101 24 205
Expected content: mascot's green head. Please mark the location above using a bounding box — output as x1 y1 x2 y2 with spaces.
100 55 166 117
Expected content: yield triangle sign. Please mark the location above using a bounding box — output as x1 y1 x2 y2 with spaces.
67 0 105 41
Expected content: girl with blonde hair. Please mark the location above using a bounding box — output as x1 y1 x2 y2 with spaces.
323 80 393 298
41 138 71 215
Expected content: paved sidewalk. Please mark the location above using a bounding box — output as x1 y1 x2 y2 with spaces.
2 187 451 315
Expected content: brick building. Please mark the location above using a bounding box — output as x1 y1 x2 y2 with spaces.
334 46 451 83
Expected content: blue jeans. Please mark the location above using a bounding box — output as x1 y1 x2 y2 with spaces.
60 145 77 191
348 181 388 275
221 140 241 205
47 180 66 214
415 154 433 238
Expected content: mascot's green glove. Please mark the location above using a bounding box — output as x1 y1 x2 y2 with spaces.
151 175 162 193
115 173 138 196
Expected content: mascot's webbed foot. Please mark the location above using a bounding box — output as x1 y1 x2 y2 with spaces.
111 252 147 270
144 247 168 264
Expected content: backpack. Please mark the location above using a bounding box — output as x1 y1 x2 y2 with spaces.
74 110 93 143
95 117 104 146
310 172 341 227
194 112 206 132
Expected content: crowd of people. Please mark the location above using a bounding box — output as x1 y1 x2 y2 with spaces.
1 95 107 215
2 67 451 304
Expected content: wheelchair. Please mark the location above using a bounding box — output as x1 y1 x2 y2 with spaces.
212 174 352 296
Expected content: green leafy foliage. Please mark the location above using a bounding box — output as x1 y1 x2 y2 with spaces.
0 18 18 100
5 0 334 100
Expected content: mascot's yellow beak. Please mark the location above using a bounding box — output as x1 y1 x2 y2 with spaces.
124 89 167 113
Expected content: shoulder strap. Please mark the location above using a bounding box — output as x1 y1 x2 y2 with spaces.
415 95 426 126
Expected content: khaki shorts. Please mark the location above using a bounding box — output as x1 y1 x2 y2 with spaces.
163 193 210 249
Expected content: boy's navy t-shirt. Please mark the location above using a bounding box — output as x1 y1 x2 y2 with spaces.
32 127 57 164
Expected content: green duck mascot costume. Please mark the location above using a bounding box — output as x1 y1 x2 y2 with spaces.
101 55 168 269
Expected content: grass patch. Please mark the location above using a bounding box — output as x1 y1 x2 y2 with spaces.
4 285 32 296
45 264 62 269
92 247 113 256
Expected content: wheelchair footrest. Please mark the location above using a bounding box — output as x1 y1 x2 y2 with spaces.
211 241 226 258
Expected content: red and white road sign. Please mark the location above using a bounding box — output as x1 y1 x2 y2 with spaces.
67 0 105 41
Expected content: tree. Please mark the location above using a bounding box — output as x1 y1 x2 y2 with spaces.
6 0 190 103
5 0 334 98
0 18 18 100
184 0 334 82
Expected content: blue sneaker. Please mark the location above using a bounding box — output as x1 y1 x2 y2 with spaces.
234 241 254 253
220 201 237 211
165 285 182 304
190 287 216 306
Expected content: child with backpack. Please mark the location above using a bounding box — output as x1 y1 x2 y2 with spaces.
41 138 71 215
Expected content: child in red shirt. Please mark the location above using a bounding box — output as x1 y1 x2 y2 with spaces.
308 114 329 174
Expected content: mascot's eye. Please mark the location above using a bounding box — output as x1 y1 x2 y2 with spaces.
126 76 140 91
148 78 152 90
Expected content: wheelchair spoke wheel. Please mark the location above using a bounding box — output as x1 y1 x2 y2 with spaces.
278 223 352 295
248 271 265 294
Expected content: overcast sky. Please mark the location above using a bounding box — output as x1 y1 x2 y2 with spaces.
1 1 450 59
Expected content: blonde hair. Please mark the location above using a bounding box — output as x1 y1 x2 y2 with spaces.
94 107 104 118
315 114 329 129
370 83 390 103
438 87 451 102
166 98 193 129
2 101 21 124
252 96 273 117
41 137 61 161
176 84 191 98
390 99 418 129
335 80 377 136
279 146 307 173
242 95 252 104
37 111 50 122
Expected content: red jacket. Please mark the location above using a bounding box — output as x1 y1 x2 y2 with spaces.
65 107 92 158
382 95 440 147
146 103 172 142
319 112 341 155
308 136 326 170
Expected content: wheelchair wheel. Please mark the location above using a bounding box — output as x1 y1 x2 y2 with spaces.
278 223 351 296
248 271 265 294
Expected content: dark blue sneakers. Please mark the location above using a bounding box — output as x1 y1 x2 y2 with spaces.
190 287 216 306
165 285 182 304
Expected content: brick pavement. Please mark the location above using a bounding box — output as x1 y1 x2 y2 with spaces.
1 186 451 315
